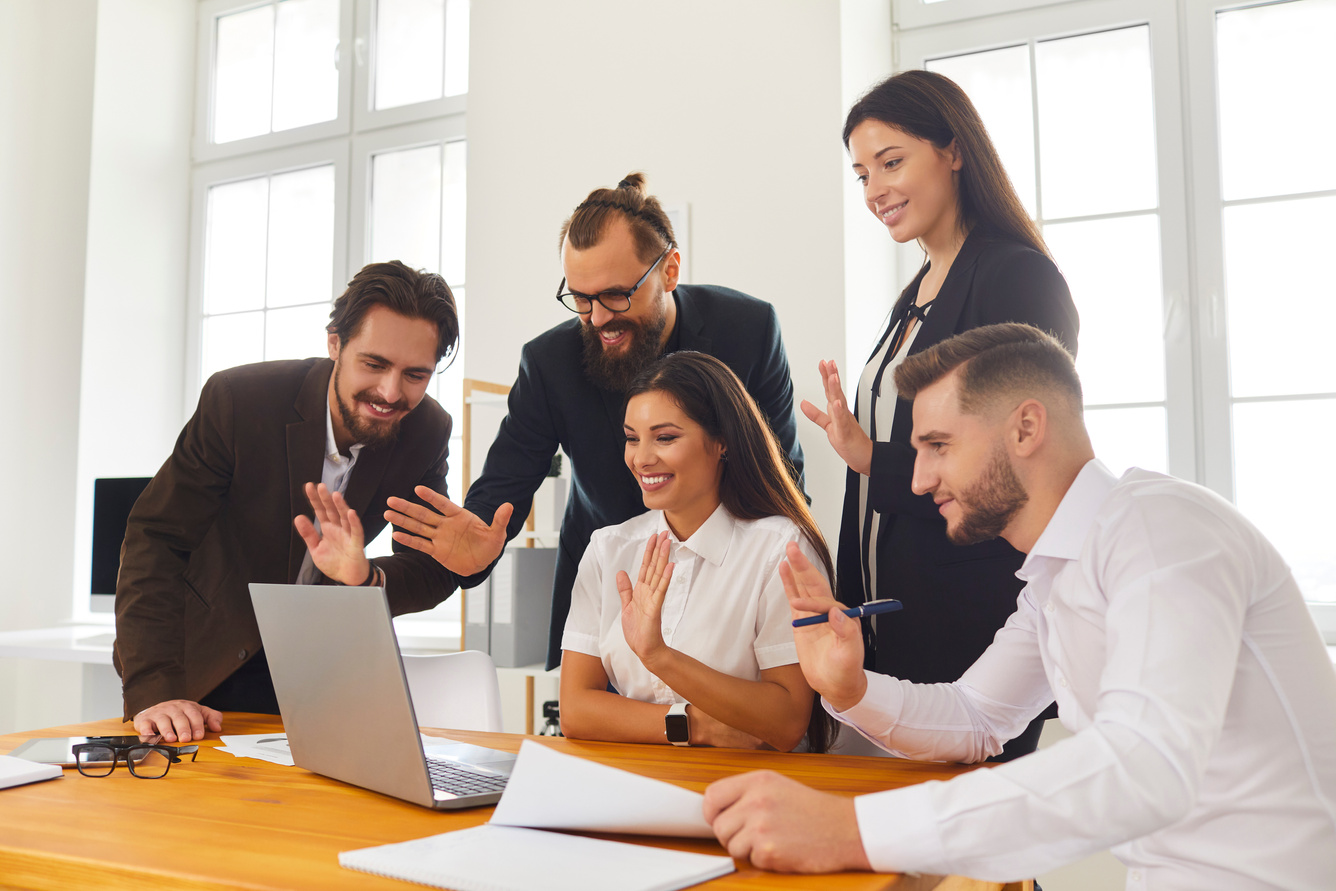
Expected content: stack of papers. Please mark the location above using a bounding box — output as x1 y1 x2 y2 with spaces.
216 734 295 766
0 754 62 790
340 741 734 891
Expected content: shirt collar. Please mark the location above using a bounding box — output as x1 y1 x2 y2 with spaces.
324 397 364 464
1022 459 1118 569
655 503 735 567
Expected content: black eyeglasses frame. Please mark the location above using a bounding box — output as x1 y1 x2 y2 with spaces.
554 246 672 314
71 738 200 779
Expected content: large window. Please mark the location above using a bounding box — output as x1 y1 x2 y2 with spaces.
189 0 469 627
895 0 1335 617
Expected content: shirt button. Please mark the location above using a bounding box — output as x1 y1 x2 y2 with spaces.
237 649 248 660
1130 870 1142 882
1045 601 1055 613
1058 676 1068 688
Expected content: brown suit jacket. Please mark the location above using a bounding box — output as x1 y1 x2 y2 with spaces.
113 358 459 719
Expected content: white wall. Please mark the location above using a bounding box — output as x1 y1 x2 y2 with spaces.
0 0 100 733
0 0 195 734
72 0 195 616
466 0 854 538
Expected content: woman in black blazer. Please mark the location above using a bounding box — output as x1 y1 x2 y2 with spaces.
803 70 1079 760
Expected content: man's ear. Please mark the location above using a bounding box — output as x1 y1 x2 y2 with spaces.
661 248 682 293
1011 398 1048 458
327 330 341 361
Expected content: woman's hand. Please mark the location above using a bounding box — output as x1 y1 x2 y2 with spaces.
800 360 874 476
616 532 675 666
688 705 767 749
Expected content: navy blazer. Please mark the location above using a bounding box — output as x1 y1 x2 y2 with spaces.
461 283 805 669
836 230 1079 735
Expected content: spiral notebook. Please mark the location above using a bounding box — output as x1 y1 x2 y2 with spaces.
338 824 734 891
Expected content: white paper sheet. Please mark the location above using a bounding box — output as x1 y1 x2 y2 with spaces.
488 740 714 838
217 733 295 766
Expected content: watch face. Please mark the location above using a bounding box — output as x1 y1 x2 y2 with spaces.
665 713 690 744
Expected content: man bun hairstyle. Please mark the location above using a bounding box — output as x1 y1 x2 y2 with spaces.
327 260 460 365
559 172 677 263
893 323 1082 417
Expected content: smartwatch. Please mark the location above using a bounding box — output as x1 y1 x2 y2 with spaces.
665 701 690 746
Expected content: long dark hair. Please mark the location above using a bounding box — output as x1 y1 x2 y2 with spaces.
843 69 1049 259
626 351 837 752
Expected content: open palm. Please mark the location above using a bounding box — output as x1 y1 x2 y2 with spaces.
617 532 675 662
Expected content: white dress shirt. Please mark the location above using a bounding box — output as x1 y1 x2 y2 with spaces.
831 460 1336 889
295 400 365 585
855 307 929 598
561 504 826 704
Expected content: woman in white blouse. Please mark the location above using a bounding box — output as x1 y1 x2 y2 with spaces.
559 352 834 752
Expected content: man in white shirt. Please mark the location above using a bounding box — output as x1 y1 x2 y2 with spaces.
704 323 1336 888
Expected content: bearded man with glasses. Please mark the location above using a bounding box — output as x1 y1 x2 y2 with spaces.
386 172 805 670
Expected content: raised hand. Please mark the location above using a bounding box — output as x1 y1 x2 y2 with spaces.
781 542 867 712
294 482 370 586
800 359 874 476
384 487 513 576
616 532 675 664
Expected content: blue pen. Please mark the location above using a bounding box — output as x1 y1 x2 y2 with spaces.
792 598 903 627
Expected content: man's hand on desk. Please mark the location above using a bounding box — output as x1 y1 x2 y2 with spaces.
294 482 371 586
704 771 871 873
133 699 222 743
384 486 512 576
780 543 869 713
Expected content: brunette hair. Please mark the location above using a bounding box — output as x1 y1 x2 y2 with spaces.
893 323 1082 416
327 261 460 364
843 70 1048 259
558 172 676 263
626 351 837 752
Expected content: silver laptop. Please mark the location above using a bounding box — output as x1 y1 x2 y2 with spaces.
248 583 516 809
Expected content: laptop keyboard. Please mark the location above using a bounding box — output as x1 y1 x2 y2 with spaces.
426 758 509 797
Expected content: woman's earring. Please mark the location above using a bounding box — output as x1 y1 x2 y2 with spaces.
720 451 728 462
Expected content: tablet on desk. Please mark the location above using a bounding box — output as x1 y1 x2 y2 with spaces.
9 736 147 767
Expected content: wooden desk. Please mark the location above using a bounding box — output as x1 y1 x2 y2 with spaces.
0 715 1026 891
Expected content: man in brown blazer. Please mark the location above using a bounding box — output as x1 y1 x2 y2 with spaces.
113 261 477 743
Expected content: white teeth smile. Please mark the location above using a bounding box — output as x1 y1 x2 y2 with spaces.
640 474 671 485
882 201 907 222
367 403 393 414
600 330 625 342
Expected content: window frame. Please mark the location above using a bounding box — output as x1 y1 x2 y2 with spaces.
186 138 352 412
893 0 1336 635
896 0 1199 483
193 0 357 163
184 0 469 637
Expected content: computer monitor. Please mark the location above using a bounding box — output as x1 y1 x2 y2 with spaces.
90 477 152 606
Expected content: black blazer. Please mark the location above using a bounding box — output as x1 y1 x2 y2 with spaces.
836 229 1079 692
460 284 805 669
114 358 459 718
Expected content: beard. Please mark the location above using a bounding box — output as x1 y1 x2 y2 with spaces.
945 445 1029 546
333 360 409 449
580 302 669 392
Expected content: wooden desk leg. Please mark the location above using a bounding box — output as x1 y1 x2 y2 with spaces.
525 676 535 734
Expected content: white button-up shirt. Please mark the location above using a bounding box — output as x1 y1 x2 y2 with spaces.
561 505 824 704
831 461 1336 888
295 400 365 585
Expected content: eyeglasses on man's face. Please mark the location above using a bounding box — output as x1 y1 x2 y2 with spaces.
71 737 199 779
555 246 671 314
